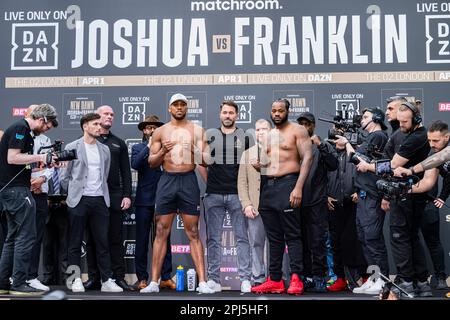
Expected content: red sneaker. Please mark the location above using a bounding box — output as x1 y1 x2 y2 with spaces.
287 273 304 295
327 278 347 292
251 277 285 294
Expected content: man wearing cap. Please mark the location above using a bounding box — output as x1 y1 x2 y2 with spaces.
132 115 175 291
335 107 389 294
296 112 338 293
145 93 214 294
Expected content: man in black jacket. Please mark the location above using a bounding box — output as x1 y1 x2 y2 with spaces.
297 112 338 293
326 136 367 292
83 105 133 291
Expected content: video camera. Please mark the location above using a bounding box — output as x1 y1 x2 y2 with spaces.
319 105 363 145
348 143 384 165
38 140 77 165
373 159 419 201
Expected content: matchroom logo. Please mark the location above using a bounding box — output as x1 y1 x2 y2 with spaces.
11 23 59 70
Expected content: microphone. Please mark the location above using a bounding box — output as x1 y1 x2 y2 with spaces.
362 120 372 130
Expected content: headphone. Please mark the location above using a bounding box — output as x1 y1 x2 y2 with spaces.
401 101 422 125
371 108 383 124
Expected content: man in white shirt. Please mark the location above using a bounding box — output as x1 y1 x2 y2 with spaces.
60 113 122 293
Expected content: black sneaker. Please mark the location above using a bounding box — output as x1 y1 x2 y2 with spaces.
415 281 433 297
308 276 327 293
391 279 415 298
9 283 45 296
436 277 449 290
302 276 315 291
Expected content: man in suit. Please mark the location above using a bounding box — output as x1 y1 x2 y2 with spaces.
132 115 175 291
84 105 133 291
60 113 122 293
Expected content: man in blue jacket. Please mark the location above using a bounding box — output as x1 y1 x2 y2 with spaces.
132 115 175 291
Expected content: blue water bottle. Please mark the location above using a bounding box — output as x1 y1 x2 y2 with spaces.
176 265 185 291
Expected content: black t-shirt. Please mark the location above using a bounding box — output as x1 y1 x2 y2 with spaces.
206 128 251 194
397 127 430 169
355 130 388 198
0 119 34 188
383 129 406 159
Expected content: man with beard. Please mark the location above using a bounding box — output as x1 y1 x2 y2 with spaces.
202 101 252 293
357 102 432 298
394 120 449 290
144 93 214 294
251 99 313 295
83 105 133 291
0 104 58 295
61 113 123 293
132 115 175 291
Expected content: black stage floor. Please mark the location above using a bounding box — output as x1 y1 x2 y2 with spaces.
0 286 448 300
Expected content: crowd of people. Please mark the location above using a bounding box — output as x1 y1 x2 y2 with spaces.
0 94 448 298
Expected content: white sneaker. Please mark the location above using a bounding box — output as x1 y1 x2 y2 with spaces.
206 280 222 292
364 278 385 294
197 281 215 294
101 279 123 293
140 281 159 293
71 278 85 293
352 279 374 294
240 280 251 293
26 278 50 292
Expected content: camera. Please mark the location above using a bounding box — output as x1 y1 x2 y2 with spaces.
320 106 364 146
376 175 419 201
349 152 371 165
39 140 77 165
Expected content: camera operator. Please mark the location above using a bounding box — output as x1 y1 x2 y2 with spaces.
335 107 389 294
394 120 449 290
296 112 338 293
357 101 432 298
0 103 58 295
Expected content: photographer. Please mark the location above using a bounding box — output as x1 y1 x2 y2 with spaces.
0 104 58 295
357 101 432 298
335 107 389 295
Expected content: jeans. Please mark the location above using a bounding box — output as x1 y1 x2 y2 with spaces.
0 187 36 288
204 193 251 283
247 215 267 284
28 192 49 280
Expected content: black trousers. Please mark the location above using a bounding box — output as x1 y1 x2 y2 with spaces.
28 192 48 280
259 175 303 281
68 196 113 282
135 205 172 282
42 202 69 285
329 201 367 279
87 193 126 282
389 195 428 282
301 202 329 278
356 194 389 276
420 202 446 279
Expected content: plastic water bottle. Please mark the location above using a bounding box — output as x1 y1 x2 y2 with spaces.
176 265 185 291
187 268 197 291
